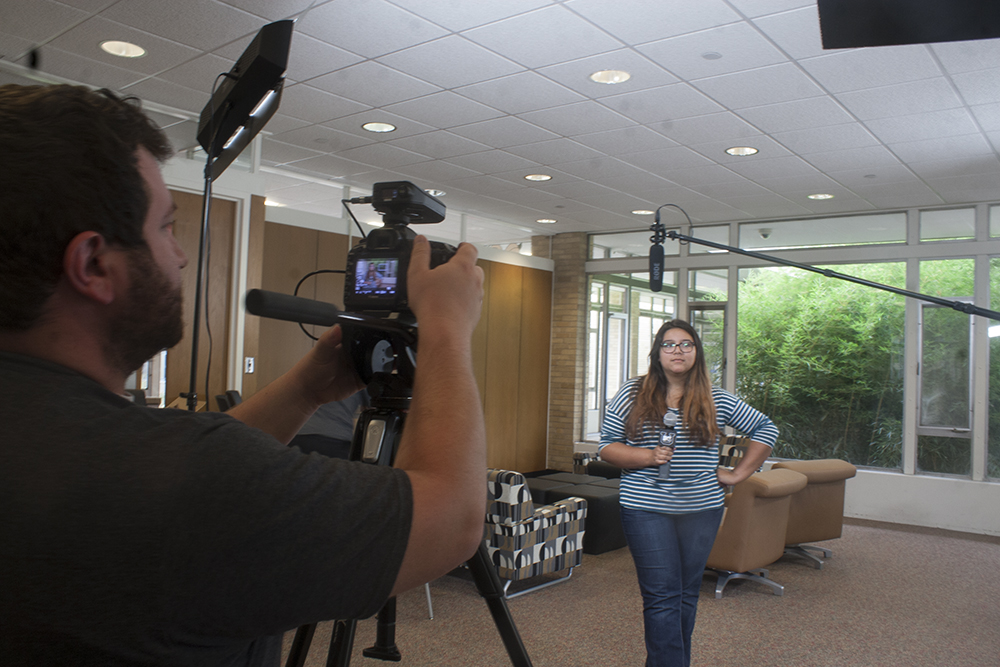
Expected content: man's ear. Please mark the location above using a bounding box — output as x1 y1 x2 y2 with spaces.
62 231 122 306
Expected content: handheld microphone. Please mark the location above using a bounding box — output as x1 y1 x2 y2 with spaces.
658 412 678 480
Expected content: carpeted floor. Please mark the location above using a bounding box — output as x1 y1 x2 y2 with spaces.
282 520 1000 666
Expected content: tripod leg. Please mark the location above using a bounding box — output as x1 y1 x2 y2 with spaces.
285 623 317 667
362 598 402 661
466 542 533 667
326 619 358 667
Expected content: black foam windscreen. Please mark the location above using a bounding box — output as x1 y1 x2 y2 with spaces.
817 0 1000 49
245 289 341 327
649 244 665 293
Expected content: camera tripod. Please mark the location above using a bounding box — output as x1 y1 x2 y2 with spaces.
284 323 533 667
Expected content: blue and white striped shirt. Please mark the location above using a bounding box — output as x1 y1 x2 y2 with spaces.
598 378 779 514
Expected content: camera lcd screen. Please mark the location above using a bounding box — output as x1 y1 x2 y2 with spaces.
354 258 399 296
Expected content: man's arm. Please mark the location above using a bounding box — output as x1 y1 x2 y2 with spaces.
227 324 365 444
388 236 486 595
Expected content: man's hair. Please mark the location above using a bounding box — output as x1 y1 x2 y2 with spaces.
0 84 172 330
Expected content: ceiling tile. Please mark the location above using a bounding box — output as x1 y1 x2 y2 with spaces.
270 124 372 153
751 5 825 60
520 101 634 137
726 0 814 19
908 154 1000 180
951 68 1000 106
378 35 523 89
456 71 585 115
463 4 622 69
101 0 265 52
386 131 491 160
445 150 537 174
889 133 995 163
600 83 724 125
49 16 203 77
837 78 964 121
285 34 364 83
932 38 1000 75
638 21 789 81
216 0 323 22
723 155 819 180
568 0 741 45
308 61 442 108
504 138 605 164
296 0 448 59
865 108 981 146
736 96 854 133
2 0 88 44
536 48 679 99
658 111 761 145
386 0 552 32
802 145 903 173
799 44 942 93
277 84 371 125
619 146 715 173
692 63 826 109
384 91 504 129
574 126 678 156
120 76 209 113
24 46 148 91
394 158 483 184
261 139 325 166
334 142 431 169
448 116 560 148
772 122 879 154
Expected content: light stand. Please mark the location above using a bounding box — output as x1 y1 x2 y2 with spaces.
182 19 292 411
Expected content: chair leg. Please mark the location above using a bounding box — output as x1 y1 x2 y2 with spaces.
424 583 434 619
705 567 785 599
785 544 832 569
502 567 576 599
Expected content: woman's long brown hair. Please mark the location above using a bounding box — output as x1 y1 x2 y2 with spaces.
625 319 719 446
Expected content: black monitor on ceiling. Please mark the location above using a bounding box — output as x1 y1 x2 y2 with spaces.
817 0 1000 49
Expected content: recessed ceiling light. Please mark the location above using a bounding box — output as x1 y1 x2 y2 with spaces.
632 209 655 216
702 52 723 60
808 193 835 200
263 199 285 207
725 146 759 157
425 189 446 197
100 40 146 58
537 218 557 224
589 69 631 85
524 174 552 182
362 122 396 133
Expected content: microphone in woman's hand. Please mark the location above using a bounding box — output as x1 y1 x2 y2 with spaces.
658 412 678 480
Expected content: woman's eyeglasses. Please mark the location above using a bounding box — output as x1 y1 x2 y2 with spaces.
661 341 695 353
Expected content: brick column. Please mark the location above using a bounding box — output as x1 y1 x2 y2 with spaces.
540 232 588 471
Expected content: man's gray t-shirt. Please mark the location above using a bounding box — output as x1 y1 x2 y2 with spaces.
0 352 412 666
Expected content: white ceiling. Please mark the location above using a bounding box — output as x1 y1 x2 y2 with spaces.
2 0 1000 245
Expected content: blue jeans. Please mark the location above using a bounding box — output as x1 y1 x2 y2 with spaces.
621 506 724 667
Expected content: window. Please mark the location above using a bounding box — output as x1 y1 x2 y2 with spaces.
736 263 905 467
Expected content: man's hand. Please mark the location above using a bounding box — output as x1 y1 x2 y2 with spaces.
297 324 366 407
406 236 484 340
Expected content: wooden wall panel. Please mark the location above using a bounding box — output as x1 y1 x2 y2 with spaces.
165 191 234 410
470 260 492 405
241 195 266 398
483 262 523 470
256 222 319 390
517 267 553 472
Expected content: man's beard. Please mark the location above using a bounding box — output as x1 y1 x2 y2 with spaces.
104 246 185 376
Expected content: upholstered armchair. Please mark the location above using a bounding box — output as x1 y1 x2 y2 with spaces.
771 458 858 568
704 468 808 598
484 469 587 598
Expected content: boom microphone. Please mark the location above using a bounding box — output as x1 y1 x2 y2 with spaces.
245 289 341 327
649 243 664 292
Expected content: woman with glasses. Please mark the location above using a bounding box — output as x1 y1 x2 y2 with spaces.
598 319 777 667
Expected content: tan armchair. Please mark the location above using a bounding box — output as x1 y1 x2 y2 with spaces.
770 459 857 568
704 468 808 598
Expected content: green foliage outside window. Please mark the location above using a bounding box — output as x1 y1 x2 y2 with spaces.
736 264 906 468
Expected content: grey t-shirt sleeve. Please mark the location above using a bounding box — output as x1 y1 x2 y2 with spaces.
160 417 412 638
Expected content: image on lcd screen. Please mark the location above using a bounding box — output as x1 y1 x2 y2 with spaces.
355 258 398 296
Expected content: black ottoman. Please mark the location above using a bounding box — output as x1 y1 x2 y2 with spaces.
592 478 620 489
548 483 627 555
525 478 576 505
539 472 606 485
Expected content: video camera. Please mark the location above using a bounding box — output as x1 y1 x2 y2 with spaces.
344 181 455 318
